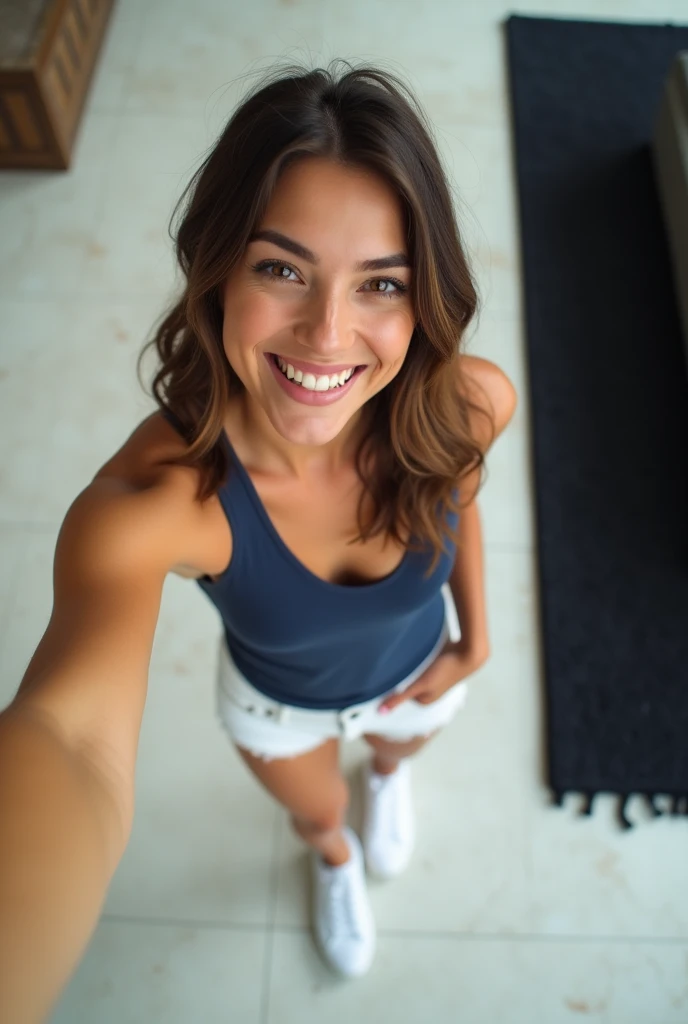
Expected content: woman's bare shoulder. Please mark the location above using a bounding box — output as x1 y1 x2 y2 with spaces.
458 354 518 451
94 412 196 489
92 412 232 580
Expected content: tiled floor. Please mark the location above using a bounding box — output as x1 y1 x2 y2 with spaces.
1 1 687 1022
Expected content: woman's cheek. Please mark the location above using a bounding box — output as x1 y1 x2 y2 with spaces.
245 293 298 335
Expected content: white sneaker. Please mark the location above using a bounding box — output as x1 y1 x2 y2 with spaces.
362 759 415 879
312 826 376 977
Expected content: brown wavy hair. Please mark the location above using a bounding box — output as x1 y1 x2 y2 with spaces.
137 58 491 578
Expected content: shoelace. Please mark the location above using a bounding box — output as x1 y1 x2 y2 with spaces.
324 870 363 939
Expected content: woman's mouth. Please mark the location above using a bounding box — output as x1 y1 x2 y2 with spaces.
266 352 366 406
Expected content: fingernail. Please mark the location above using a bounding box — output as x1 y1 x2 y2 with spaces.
379 705 390 715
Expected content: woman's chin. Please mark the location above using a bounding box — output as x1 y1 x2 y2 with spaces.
267 410 352 449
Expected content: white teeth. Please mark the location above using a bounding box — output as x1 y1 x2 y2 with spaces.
276 357 355 391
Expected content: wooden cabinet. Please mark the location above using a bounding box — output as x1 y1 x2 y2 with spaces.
0 0 116 170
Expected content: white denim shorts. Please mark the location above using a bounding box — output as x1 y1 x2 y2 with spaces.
215 584 468 761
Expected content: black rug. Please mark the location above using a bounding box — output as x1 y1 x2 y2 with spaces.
505 14 688 827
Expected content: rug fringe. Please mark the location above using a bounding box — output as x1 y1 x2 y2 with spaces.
617 794 632 830
551 789 688 826
647 794 663 817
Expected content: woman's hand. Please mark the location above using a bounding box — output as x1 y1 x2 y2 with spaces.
378 637 490 713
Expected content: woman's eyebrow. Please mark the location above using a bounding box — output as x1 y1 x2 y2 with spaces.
248 229 411 272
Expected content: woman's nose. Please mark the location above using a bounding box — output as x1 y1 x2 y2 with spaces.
298 291 353 356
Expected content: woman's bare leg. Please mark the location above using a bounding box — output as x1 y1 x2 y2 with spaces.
235 738 350 865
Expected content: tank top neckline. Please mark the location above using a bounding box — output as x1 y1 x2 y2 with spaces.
218 427 413 592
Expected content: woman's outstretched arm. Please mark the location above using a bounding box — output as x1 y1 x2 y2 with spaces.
0 476 188 1024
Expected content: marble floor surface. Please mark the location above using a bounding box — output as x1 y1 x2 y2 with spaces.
1 1 687 1022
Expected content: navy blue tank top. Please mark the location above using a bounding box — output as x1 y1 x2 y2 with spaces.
160 408 459 710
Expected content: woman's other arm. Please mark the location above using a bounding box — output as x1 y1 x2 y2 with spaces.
449 355 518 656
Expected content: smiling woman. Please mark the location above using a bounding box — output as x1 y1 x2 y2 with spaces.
1 58 516 1014
128 62 515 977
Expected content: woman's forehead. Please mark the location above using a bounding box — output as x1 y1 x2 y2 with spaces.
258 159 408 257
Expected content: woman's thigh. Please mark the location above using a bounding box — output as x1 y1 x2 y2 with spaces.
235 737 348 828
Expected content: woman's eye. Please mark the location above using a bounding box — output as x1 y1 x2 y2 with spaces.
368 278 405 294
252 260 299 282
364 277 408 298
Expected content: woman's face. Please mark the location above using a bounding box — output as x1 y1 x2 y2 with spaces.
221 156 415 458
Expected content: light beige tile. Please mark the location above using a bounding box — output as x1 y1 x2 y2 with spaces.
0 526 27 698
437 124 522 317
0 296 167 524
463 242 522 320
266 931 688 1024
0 529 58 709
50 919 266 1024
321 8 508 129
0 300 74 525
104 574 279 926
85 0 148 115
527 792 688 938
0 526 23 612
273 550 537 934
0 114 120 295
75 115 216 295
125 0 327 116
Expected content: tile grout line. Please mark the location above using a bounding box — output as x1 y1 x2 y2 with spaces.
99 914 268 932
259 809 283 1024
371 929 688 945
270 924 688 946
96 912 688 946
